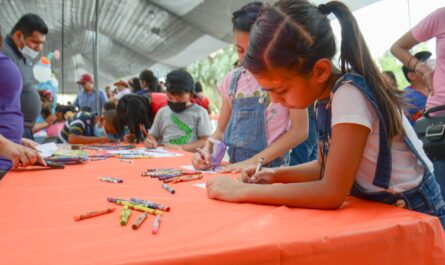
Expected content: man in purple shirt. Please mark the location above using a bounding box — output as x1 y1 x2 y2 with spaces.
0 26 44 179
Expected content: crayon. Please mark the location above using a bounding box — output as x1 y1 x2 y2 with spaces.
99 177 123 183
162 183 175 194
108 197 164 215
130 198 170 212
255 157 264 174
120 205 132 226
119 159 134 163
74 208 116 221
132 212 148 230
152 215 161 235
164 174 203 184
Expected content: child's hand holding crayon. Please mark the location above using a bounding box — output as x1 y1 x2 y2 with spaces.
192 147 211 170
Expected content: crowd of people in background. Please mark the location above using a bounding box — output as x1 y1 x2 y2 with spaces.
0 1 445 227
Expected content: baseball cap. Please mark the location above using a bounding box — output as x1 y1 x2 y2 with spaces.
165 69 194 92
113 80 128 88
77 73 93 85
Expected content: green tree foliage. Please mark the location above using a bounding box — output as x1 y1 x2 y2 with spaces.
188 45 237 113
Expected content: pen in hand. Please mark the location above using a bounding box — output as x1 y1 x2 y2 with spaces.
255 157 264 175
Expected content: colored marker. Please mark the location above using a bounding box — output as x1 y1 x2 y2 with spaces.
108 197 164 215
74 208 116 221
152 215 161 235
120 205 132 226
130 198 170 212
162 183 175 194
120 159 134 163
99 177 123 183
132 212 148 230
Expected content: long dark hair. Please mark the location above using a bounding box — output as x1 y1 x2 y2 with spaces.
232 2 264 32
116 94 152 142
245 0 404 138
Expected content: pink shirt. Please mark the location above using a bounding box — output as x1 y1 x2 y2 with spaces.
218 69 290 145
412 7 445 109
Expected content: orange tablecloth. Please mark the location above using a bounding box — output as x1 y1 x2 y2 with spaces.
0 152 444 265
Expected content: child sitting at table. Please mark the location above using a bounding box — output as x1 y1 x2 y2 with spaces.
58 110 118 144
144 69 211 152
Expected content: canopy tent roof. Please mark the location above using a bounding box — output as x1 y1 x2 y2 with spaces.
0 0 380 94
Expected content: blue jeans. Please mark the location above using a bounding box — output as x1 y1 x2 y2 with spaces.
351 173 445 229
289 118 318 166
433 159 445 200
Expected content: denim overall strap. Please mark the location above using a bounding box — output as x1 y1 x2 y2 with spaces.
223 69 280 166
333 73 392 189
228 67 244 98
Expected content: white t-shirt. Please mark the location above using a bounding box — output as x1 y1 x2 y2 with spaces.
331 83 433 193
114 88 131 101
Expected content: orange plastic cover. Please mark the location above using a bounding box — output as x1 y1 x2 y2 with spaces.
0 152 444 265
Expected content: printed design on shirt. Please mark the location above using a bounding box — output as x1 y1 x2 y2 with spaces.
169 114 193 145
235 88 272 108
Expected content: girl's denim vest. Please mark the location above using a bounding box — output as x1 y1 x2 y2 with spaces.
317 73 445 228
224 68 285 167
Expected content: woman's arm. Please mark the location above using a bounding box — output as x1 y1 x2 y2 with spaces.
207 123 370 209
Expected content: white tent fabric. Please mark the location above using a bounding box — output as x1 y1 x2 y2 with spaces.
0 0 381 93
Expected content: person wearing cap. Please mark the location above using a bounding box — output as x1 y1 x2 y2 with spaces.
144 69 211 152
2 14 48 140
73 73 107 115
112 80 131 102
401 51 432 126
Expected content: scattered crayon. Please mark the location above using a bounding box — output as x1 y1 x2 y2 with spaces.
74 208 116 221
163 174 203 184
108 197 164 216
119 159 134 163
152 215 161 235
162 183 175 194
120 205 132 226
130 198 170 212
132 212 148 230
99 177 123 183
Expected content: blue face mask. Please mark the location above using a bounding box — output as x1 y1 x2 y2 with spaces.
94 123 106 137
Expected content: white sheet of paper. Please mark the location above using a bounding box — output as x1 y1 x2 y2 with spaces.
107 148 182 158
193 183 206 189
36 142 58 158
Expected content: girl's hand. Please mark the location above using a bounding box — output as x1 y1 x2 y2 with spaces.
192 148 211 170
123 133 135 143
144 137 157 149
206 176 243 202
218 160 254 173
239 166 276 184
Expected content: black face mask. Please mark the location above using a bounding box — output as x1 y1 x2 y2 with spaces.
168 101 188 113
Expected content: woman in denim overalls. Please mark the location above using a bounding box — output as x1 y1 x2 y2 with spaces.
206 0 445 229
192 2 311 172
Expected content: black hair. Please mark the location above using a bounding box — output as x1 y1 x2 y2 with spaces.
102 101 116 111
139 69 160 92
232 2 264 32
129 77 142 93
11 13 48 37
116 94 152 142
40 103 52 119
103 109 118 131
80 106 92 112
55 104 75 119
402 51 432 82
245 0 405 138
194 81 203 93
